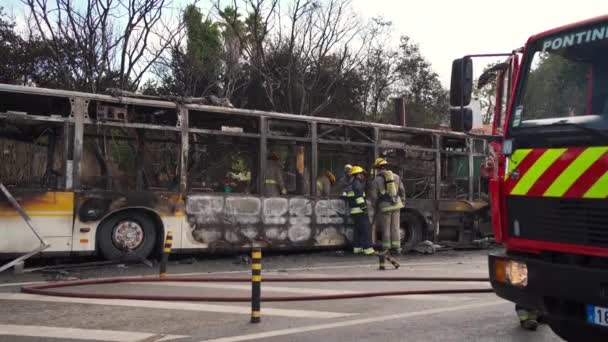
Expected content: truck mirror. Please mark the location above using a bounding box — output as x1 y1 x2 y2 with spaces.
450 107 473 132
450 57 473 107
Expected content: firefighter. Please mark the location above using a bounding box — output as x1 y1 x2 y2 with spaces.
344 166 374 255
334 164 353 195
369 157 405 254
264 152 287 196
316 170 336 197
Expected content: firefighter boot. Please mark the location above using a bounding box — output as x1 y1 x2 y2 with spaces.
517 308 539 331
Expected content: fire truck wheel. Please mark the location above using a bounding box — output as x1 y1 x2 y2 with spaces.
97 211 158 261
400 212 423 252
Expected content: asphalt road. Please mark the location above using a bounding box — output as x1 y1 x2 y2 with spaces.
0 249 563 341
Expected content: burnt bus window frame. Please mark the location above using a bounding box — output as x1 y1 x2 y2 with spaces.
81 98 181 193
186 132 260 195
0 118 69 191
265 139 313 197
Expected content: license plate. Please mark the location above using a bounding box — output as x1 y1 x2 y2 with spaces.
587 305 608 327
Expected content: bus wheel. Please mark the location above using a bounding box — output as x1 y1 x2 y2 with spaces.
400 212 423 252
97 211 158 261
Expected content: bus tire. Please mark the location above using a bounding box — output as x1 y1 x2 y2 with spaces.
97 211 158 261
400 212 424 252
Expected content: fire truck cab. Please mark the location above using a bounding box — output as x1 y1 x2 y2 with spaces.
450 15 608 341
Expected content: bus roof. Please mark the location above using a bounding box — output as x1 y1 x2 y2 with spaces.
0 83 475 139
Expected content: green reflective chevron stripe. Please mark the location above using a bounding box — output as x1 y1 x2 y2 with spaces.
510 148 566 195
584 171 608 199
544 147 608 197
505 149 533 180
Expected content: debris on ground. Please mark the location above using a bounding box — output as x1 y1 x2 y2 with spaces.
413 240 440 254
178 257 197 265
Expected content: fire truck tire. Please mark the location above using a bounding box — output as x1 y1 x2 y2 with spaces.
401 212 423 252
97 211 158 261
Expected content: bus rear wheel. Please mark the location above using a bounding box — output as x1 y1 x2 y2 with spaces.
97 211 158 261
400 212 424 252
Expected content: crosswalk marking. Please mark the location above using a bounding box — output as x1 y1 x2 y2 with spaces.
0 323 187 341
133 282 476 302
0 293 353 319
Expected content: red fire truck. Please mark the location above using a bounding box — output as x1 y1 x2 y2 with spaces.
450 15 608 341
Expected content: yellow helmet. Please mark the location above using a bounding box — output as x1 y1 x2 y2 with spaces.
350 165 365 175
373 158 388 168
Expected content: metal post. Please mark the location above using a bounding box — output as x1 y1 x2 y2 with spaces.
434 135 442 241
468 138 474 202
311 122 318 197
259 117 267 196
178 106 189 195
251 247 262 323
71 98 87 190
159 231 173 278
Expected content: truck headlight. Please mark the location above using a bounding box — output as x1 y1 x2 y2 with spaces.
506 261 528 287
493 259 528 287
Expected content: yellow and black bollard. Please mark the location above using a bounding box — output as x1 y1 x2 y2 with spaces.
159 231 173 278
251 247 262 323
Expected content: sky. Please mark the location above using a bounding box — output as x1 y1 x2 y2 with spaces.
351 0 608 86
3 0 607 87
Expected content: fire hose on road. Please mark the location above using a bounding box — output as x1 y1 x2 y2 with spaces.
21 275 493 302
20 246 494 323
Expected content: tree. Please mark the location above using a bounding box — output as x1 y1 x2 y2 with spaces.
22 0 181 92
0 8 29 85
392 36 448 128
474 62 504 125
155 5 223 96
358 18 399 119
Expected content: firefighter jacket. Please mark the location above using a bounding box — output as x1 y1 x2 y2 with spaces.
343 177 367 214
369 170 405 212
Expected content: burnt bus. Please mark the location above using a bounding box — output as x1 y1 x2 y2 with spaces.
0 84 490 260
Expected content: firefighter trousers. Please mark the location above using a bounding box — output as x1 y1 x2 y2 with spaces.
352 213 372 249
378 210 401 250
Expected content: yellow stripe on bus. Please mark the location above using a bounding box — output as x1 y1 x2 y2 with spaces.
0 213 73 217
544 147 608 197
505 149 533 180
0 192 74 216
584 171 608 199
510 149 566 195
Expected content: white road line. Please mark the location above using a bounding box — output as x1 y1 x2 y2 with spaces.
134 282 476 302
0 281 45 287
0 293 352 319
133 282 356 295
0 324 188 342
201 300 507 342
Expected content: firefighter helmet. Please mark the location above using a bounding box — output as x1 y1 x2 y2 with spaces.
350 166 365 175
373 157 388 168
